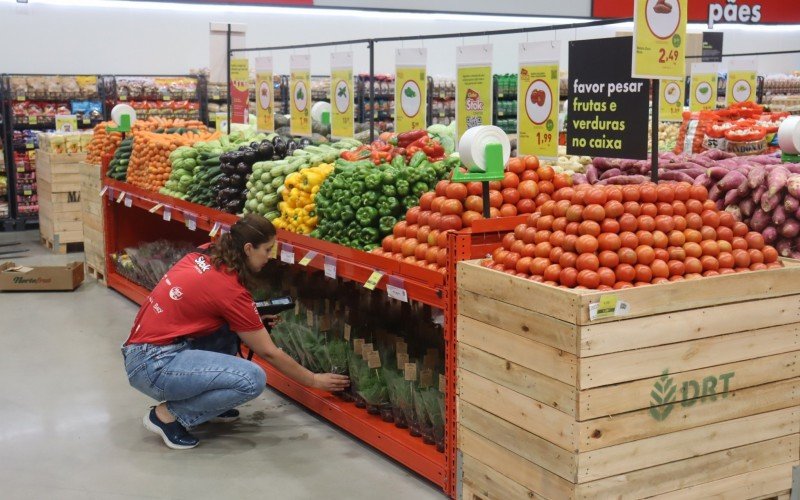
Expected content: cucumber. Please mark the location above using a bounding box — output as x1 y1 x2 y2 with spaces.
202 157 221 167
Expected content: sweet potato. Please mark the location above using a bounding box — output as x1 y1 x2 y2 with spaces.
707 166 729 181
762 192 782 213
717 170 747 192
660 171 695 183
753 185 767 204
768 166 790 197
586 165 599 184
600 168 622 181
786 175 800 199
785 195 800 214
776 238 793 257
763 226 779 244
596 175 649 185
780 220 800 239
739 198 756 218
725 205 742 222
750 209 771 232
724 188 740 207
773 205 787 226
708 185 721 202
748 166 767 189
571 173 588 185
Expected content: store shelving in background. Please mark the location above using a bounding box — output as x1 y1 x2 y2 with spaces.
763 72 800 113
492 73 517 134
428 77 455 126
358 73 394 133
106 75 202 123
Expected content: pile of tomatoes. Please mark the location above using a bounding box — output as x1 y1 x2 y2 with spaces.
482 182 782 289
372 155 572 273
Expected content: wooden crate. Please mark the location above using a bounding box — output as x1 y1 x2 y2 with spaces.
78 162 105 284
457 259 800 500
36 152 87 185
38 153 86 251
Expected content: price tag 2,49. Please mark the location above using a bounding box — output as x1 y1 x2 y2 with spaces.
298 251 317 267
363 270 384 290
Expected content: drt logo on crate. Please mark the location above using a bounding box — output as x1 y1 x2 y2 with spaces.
649 369 735 421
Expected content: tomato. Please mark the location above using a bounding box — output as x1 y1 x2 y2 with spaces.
745 232 765 250
488 190 504 208
732 221 748 237
520 226 537 244
510 239 526 256
538 165 555 181
553 173 572 191
604 200 624 219
634 264 653 283
559 252 578 269
414 242 430 261
673 183 691 202
577 270 600 289
750 262 768 271
639 184 658 203
436 247 448 267
576 253 600 272
466 182 484 196
619 213 638 232
671 201 687 217
514 223 527 241
717 240 733 253
641 203 659 218
539 201 556 217
763 245 779 263
652 277 670 284
689 185 709 202
636 231 655 247
431 196 447 213
529 275 544 283
419 192 436 211
685 199 703 214
502 232 516 250
684 242 702 258
464 195 484 213
564 205 583 223
601 218 621 234
543 263 562 282
535 242 553 259
622 185 640 202
435 180 450 197
683 257 702 274
500 172 520 190
668 246 686 261
498 204 517 217
579 221 601 237
668 230 686 247
559 267 579 287
552 217 568 232
444 182 468 201
418 210 432 227
599 250 620 268
749 249 765 264
703 199 717 212
718 211 735 228
575 235 599 254
700 210 720 229
520 243 537 258
617 247 637 265
500 188 520 206
392 236 407 254
506 157 525 175
439 214 463 231
438 230 455 248
535 193 552 206
549 230 566 248
535 230 552 245
598 233 622 251
656 185 675 203
636 245 656 265
597 267 616 287
718 252 735 269
524 155 540 170
583 204 606 222
653 215 675 233
614 281 634 289
440 199 464 216
539 181 555 195
667 260 685 277
405 207 421 225
571 189 586 206
716 226 734 243
565 222 580 235
516 198 536 214
520 170 539 182
516 256 533 275
530 257 549 276
563 234 578 252
652 230 669 249
615 263 636 282
699 226 717 241
684 228 702 243
700 255 719 272
651 260 670 279
672 215 687 232
537 215 555 231
732 237 748 250
637 215 656 232
606 186 624 203
732 249 751 268
767 262 784 270
405 224 419 240
620 231 639 249
392 221 408 239
554 187 575 202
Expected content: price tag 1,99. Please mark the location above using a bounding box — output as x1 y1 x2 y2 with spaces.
324 255 337 279
363 270 384 290
298 250 317 267
280 244 295 265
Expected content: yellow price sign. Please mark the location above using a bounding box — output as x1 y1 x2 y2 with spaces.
690 72 718 112
457 64 492 139
632 0 687 79
256 70 274 133
363 270 384 290
298 251 318 267
727 70 757 105
290 68 312 137
659 79 684 122
518 63 560 157
331 66 354 139
395 66 427 133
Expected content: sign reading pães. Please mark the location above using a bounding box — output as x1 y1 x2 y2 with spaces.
592 0 799 27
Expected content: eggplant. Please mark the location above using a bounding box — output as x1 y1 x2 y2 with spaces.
273 141 287 158
256 141 274 161
223 187 239 198
286 141 298 155
230 173 243 186
238 145 250 152
225 200 241 212
236 163 250 175
219 152 234 164
220 163 236 176
250 141 260 149
216 176 230 188
229 151 244 164
272 135 285 146
298 137 312 148
240 187 250 198
242 150 257 165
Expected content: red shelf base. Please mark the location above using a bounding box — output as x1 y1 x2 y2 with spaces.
107 272 150 305
246 349 447 490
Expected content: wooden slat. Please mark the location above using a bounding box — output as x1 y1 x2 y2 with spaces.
579 294 800 356
458 370 577 452
459 315 577 385
579 323 800 389
578 351 800 420
577 260 800 325
577 406 799 482
647 461 798 499
458 261 582 324
459 401 577 481
575 436 799 499
459 427 575 499
458 290 578 354
578 378 800 451
461 454 541 500
459 344 577 417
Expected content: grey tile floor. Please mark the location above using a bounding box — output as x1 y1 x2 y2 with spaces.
0 230 444 500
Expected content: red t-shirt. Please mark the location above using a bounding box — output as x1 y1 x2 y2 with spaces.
126 252 263 346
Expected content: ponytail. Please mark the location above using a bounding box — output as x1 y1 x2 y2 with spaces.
209 214 276 289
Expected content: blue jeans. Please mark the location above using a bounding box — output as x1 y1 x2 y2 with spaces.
122 327 266 428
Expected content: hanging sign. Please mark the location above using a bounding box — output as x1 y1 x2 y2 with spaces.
726 59 758 105
230 58 250 124
331 52 354 139
567 37 650 160
55 115 78 133
659 79 684 122
632 0 687 79
702 31 724 62
290 54 312 137
690 63 719 112
395 48 427 134
456 44 493 144
517 41 560 158
255 56 274 133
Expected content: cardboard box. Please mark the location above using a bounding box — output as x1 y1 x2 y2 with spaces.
0 261 84 291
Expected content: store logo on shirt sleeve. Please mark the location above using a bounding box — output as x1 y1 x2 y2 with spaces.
194 256 211 274
169 287 184 301
152 302 164 314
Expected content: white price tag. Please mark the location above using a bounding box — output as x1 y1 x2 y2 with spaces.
280 248 295 265
99 186 108 197
163 207 172 222
324 255 337 279
615 300 631 316
387 284 408 303
149 202 164 214
123 196 132 208
116 192 126 203
185 214 197 231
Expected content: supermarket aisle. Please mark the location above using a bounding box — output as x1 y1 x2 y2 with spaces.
0 231 443 500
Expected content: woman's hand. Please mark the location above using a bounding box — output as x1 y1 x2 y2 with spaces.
260 314 281 329
312 373 350 392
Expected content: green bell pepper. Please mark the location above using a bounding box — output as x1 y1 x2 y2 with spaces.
356 206 378 226
379 216 397 234
351 180 366 194
340 206 355 222
360 227 380 243
409 151 428 169
378 196 400 217
391 155 406 169
382 184 397 197
330 201 344 219
362 191 380 207
412 182 429 196
364 173 382 190
395 179 410 196
403 196 420 209
381 168 397 185
349 195 363 210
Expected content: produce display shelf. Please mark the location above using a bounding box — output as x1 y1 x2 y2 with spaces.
107 273 150 305
244 348 447 488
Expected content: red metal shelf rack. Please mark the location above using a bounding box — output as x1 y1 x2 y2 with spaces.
100 165 523 497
